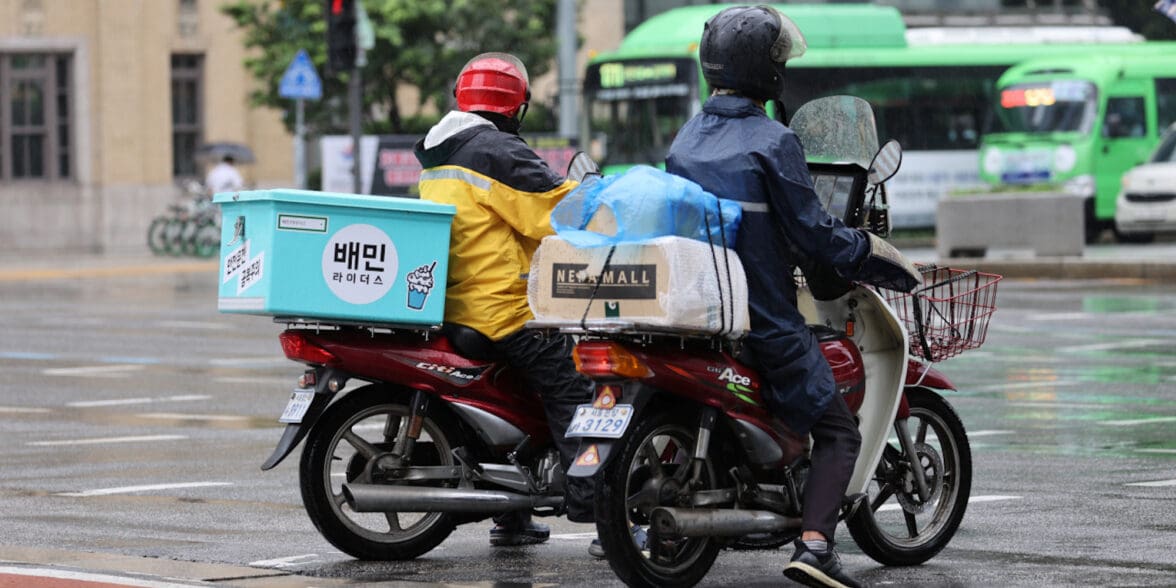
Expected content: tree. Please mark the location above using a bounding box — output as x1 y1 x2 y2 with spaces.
221 0 561 135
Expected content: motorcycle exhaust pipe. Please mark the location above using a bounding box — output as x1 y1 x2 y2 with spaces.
343 483 563 514
650 507 802 537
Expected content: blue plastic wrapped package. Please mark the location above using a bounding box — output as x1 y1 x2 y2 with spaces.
551 165 742 248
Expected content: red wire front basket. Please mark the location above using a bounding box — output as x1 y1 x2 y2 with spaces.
884 265 1003 362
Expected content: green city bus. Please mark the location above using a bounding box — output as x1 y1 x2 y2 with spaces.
581 3 1149 229
978 49 1176 241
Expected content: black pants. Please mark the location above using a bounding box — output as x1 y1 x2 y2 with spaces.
492 329 596 526
801 392 862 541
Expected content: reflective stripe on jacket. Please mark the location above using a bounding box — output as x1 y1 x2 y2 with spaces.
415 111 577 341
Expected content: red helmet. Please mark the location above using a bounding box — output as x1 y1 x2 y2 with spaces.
454 52 530 117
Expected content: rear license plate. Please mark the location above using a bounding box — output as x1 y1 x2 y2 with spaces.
566 404 634 438
279 390 315 423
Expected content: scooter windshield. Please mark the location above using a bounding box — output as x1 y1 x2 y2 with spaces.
789 95 879 170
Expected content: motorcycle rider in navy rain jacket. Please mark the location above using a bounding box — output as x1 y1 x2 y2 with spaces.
665 7 921 588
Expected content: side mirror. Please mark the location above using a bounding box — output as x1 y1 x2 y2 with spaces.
566 151 601 182
867 140 902 185
863 140 900 238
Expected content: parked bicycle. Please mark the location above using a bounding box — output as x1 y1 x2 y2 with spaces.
147 181 221 258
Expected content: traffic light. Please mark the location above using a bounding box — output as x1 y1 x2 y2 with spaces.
326 0 357 73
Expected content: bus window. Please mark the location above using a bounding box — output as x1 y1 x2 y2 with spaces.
785 65 1002 151
1102 96 1145 138
1151 129 1176 163
993 80 1097 134
583 58 697 168
588 94 691 167
1155 78 1176 129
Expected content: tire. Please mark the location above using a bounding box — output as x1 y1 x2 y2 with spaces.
847 387 972 566
1113 225 1155 244
1083 197 1108 244
191 219 221 258
300 385 459 560
163 218 187 256
595 408 724 588
146 217 170 255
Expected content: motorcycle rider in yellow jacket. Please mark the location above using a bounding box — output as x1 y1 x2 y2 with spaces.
413 52 596 550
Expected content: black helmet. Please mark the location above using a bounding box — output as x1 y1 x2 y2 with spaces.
700 5 807 101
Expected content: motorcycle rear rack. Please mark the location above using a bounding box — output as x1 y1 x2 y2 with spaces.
275 316 441 336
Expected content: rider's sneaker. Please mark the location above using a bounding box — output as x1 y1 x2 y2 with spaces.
489 520 550 546
783 539 863 588
589 525 648 558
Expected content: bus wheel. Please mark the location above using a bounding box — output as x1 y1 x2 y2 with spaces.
1083 198 1104 244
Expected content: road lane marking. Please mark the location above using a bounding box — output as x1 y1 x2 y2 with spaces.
1057 338 1168 354
968 430 1016 437
1027 312 1090 321
551 532 599 540
27 435 188 447
0 351 56 360
210 356 288 367
137 412 248 422
68 395 210 408
0 406 51 414
157 320 234 330
248 554 321 568
1136 448 1176 454
968 381 1080 393
43 364 145 377
877 494 1021 512
0 260 217 281
0 566 198 588
1126 479 1176 487
1101 416 1176 427
56 481 232 497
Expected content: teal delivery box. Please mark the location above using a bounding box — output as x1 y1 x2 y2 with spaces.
214 190 455 325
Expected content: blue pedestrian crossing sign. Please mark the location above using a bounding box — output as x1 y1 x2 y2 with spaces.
279 50 322 100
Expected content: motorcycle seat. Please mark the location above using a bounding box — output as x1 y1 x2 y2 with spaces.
442 323 504 361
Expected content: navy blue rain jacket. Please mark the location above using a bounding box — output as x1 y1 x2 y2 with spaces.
666 94 873 435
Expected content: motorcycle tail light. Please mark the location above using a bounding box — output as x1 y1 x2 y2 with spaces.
279 332 337 365
573 341 652 379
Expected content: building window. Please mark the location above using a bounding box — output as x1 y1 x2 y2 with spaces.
0 52 72 181
171 53 204 178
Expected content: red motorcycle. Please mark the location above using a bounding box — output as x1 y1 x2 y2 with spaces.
539 96 1003 587
265 322 575 559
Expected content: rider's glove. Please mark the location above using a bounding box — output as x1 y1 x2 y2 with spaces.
853 232 923 293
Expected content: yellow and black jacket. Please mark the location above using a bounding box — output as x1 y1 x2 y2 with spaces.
414 111 577 340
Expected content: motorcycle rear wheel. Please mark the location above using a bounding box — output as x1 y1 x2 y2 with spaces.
300 385 459 560
596 408 724 588
847 387 972 566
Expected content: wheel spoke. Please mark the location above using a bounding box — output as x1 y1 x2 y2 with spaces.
904 510 920 538
640 439 665 479
343 429 381 460
871 484 897 511
383 413 403 442
385 511 403 532
332 490 348 509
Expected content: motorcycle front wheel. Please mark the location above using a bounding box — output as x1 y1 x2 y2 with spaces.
847 387 972 566
596 408 725 588
300 385 459 560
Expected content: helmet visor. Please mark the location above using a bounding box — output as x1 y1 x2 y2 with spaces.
764 7 807 62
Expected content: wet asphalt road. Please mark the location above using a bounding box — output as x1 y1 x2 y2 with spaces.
0 262 1173 587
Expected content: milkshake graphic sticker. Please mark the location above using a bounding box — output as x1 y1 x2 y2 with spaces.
405 261 437 311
